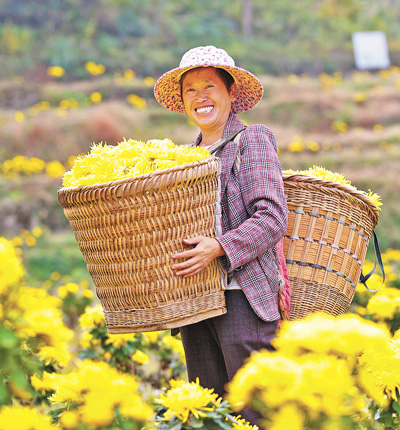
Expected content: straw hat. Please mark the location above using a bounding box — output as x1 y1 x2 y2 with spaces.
154 45 264 115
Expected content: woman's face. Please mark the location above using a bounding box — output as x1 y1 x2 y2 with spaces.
181 67 236 135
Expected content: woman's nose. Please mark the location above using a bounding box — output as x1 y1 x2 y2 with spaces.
196 89 207 101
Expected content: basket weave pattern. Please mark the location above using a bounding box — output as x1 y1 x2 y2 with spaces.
58 157 226 333
283 175 380 320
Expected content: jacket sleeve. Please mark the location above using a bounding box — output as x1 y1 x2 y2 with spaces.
215 125 288 273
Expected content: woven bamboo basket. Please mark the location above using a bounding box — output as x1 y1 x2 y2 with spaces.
57 157 226 333
282 174 380 320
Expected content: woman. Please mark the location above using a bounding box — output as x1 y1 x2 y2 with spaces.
154 46 289 425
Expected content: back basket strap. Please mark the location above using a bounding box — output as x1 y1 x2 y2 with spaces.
359 230 385 292
208 127 246 155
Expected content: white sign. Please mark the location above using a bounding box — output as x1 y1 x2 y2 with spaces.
352 31 391 70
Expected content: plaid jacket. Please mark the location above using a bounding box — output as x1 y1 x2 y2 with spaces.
193 113 288 321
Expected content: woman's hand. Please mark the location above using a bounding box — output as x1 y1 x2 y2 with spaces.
171 236 225 277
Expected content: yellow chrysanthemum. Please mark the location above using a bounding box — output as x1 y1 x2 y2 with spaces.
105 333 137 348
132 349 149 365
62 137 211 188
31 371 59 395
233 416 259 430
0 237 24 295
142 331 160 344
273 313 391 357
157 379 221 422
267 404 304 430
283 165 382 209
227 350 356 418
79 304 105 328
366 289 400 320
38 345 72 367
59 410 80 429
48 360 152 427
0 405 58 430
358 338 400 404
162 335 186 363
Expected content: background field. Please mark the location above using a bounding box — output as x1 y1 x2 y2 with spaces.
1 0 400 286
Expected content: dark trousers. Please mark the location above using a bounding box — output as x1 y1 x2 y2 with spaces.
180 290 278 427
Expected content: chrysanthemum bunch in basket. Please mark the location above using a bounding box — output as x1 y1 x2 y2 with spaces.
283 165 382 209
62 138 211 188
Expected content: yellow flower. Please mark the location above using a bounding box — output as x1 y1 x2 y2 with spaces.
38 345 72 367
31 226 43 238
162 334 186 363
47 66 65 77
124 69 136 80
373 124 384 133
0 405 58 430
46 160 66 178
14 111 25 122
0 237 24 295
59 410 80 429
82 288 93 299
157 379 221 422
144 76 155 87
367 291 400 320
233 416 259 430
79 304 105 328
358 338 400 404
288 139 304 152
105 333 137 348
31 371 59 394
142 331 160 344
132 349 149 364
227 350 356 418
267 404 304 430
80 331 93 349
282 165 382 209
331 121 349 133
90 91 102 103
273 313 391 357
84 61 106 75
48 360 152 426
62 137 211 188
353 92 367 102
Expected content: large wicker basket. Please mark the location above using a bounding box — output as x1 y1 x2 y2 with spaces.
282 174 380 320
58 157 226 333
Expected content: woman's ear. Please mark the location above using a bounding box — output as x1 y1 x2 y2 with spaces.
230 82 237 102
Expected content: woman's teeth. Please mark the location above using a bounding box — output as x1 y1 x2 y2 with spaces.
196 106 213 114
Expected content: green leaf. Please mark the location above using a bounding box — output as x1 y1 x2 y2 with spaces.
188 416 204 428
392 400 400 415
0 327 18 348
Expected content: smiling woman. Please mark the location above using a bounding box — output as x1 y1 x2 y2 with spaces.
154 46 289 427
180 68 237 146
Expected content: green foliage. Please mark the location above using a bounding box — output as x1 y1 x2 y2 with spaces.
1 0 400 78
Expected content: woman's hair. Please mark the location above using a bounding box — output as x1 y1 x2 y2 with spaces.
180 67 235 99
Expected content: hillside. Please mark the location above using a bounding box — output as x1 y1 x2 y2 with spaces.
1 68 399 251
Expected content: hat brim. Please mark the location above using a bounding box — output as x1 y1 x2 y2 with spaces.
154 64 263 115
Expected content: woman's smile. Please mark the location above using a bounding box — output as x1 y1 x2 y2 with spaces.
195 105 214 115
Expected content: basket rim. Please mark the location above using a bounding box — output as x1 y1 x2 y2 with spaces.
58 155 218 195
282 173 380 223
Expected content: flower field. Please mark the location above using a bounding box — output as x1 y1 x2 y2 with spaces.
1 225 400 429
1 65 400 429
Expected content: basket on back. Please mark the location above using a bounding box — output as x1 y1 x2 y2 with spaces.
282 174 380 320
58 157 226 333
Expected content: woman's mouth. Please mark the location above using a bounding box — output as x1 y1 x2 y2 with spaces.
195 106 213 115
